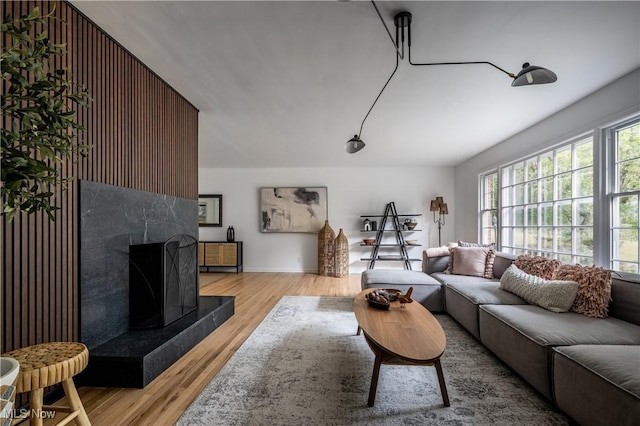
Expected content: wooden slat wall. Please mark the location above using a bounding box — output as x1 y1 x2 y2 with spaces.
1 1 199 355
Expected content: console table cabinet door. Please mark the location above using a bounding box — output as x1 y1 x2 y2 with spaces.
205 243 237 266
200 242 243 273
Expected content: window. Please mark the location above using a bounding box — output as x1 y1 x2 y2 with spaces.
500 136 594 263
480 172 498 245
610 118 640 273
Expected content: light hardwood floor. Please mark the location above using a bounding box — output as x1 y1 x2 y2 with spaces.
55 273 362 426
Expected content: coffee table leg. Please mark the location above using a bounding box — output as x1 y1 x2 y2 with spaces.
368 351 383 407
356 325 361 335
435 359 450 407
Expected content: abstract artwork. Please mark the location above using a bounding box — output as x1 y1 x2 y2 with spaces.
260 187 328 233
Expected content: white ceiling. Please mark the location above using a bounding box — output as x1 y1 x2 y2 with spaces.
70 1 640 168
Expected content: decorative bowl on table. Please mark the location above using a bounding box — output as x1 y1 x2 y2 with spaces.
363 238 376 245
405 222 417 230
365 290 390 310
380 289 401 301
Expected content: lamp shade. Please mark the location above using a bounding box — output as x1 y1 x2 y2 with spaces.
512 63 557 87
430 199 439 212
345 135 365 153
440 203 449 215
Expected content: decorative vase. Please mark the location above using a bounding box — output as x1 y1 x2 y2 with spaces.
318 220 335 276
226 226 235 242
334 229 349 278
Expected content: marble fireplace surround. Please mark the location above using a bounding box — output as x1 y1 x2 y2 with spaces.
78 181 234 388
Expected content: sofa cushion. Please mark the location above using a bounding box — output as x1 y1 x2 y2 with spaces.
553 345 640 426
556 264 612 318
445 281 527 340
431 272 497 286
492 252 517 279
361 269 443 312
514 255 562 280
479 304 640 399
609 273 640 325
480 304 640 347
500 265 578 313
447 281 527 306
422 253 450 274
361 269 440 287
445 247 495 278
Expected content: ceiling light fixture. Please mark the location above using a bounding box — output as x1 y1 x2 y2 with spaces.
346 1 558 154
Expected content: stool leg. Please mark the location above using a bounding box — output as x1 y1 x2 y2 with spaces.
61 378 91 426
29 388 44 426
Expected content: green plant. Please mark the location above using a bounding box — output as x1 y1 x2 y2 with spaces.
1 5 91 221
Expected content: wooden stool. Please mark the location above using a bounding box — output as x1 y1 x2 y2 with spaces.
2 342 90 426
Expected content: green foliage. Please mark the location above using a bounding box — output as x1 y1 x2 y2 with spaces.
618 123 640 192
616 123 639 229
1 5 91 221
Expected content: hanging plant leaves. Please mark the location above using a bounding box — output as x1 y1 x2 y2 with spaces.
1 5 92 221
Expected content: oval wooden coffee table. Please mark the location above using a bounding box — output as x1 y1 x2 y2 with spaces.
354 288 449 407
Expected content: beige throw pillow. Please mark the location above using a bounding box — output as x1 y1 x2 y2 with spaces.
424 246 450 258
458 240 496 249
446 247 495 278
500 265 579 313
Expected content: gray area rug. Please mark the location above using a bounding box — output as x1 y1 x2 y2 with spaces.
178 296 570 425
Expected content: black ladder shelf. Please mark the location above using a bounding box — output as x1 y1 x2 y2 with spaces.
367 202 413 270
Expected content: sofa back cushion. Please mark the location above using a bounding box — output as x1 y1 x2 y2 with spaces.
423 251 515 277
609 273 640 325
422 252 450 274
492 252 517 278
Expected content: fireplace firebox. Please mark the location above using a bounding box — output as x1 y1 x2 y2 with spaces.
129 234 198 328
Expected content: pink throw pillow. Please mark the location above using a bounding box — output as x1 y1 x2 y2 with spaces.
446 247 495 278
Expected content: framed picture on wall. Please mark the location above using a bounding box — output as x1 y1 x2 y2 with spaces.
260 187 327 233
198 194 223 226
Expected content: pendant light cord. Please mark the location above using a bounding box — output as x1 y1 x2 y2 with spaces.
358 52 399 140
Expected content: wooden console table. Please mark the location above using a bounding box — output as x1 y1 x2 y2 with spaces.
199 241 243 273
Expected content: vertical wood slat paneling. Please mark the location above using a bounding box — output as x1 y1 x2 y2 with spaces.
2 0 199 362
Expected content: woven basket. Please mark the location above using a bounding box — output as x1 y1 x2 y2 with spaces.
318 220 335 276
334 229 349 277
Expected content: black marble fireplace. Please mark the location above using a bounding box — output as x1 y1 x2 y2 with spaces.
78 181 234 388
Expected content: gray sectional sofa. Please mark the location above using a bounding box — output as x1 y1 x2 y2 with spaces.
361 251 640 426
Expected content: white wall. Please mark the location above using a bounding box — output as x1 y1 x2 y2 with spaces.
199 167 454 273
454 68 640 242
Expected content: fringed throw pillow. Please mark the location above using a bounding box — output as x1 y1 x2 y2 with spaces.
515 255 561 280
556 264 612 318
